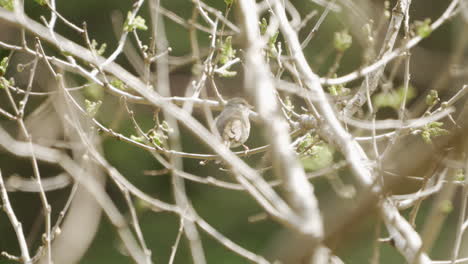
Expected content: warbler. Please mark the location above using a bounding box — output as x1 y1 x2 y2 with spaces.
214 97 253 149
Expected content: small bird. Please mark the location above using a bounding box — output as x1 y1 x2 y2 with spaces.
214 97 253 149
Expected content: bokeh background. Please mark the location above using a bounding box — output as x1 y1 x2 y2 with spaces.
0 0 467 263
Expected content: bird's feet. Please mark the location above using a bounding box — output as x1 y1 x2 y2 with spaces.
242 144 250 156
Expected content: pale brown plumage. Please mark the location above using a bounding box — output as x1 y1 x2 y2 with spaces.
214 98 252 148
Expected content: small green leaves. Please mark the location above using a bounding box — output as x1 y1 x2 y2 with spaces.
34 0 48 6
0 57 8 76
149 124 172 147
425 89 439 107
224 0 233 6
259 18 268 35
373 85 416 110
91 39 107 56
267 31 279 58
259 18 280 59
130 135 145 144
297 133 317 155
297 134 335 172
217 36 237 77
439 200 453 214
328 85 349 96
420 121 449 144
123 12 147 32
160 121 173 133
137 121 173 147
110 79 128 91
0 57 10 90
219 36 236 65
85 99 102 117
149 130 164 147
415 18 432 38
83 83 104 101
259 18 279 58
0 76 10 90
0 0 13 11
455 169 465 182
334 30 352 52
328 76 350 97
301 143 335 172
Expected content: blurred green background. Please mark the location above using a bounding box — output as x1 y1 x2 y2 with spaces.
0 0 465 263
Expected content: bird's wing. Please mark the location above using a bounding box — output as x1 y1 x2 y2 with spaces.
224 119 243 142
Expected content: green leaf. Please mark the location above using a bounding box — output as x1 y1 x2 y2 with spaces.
130 135 145 144
224 0 233 6
110 79 128 91
0 77 10 90
259 18 268 35
161 121 173 133
455 169 465 182
297 133 316 155
148 129 168 147
0 57 8 76
266 31 279 58
219 36 236 65
334 30 352 52
83 83 104 101
91 39 107 56
84 99 102 117
123 12 148 32
149 131 164 147
373 85 416 110
420 121 449 144
0 0 13 11
269 31 279 45
259 17 280 58
328 76 350 97
416 18 432 38
421 130 431 144
439 200 453 214
374 92 399 109
97 43 107 56
301 144 334 172
425 89 439 106
217 36 237 77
